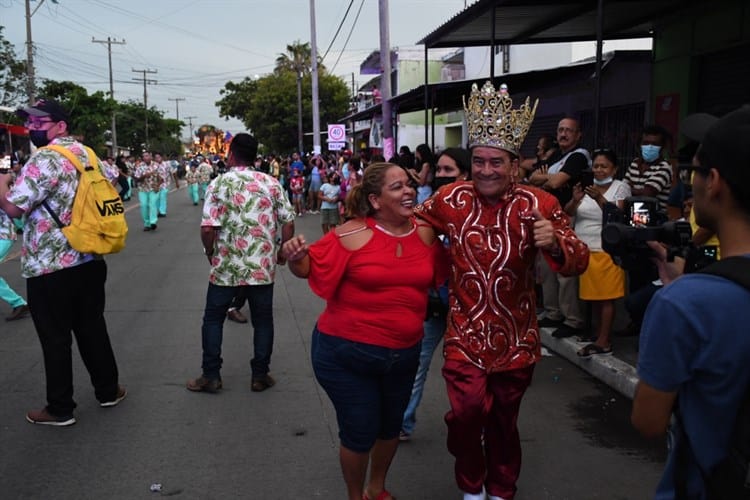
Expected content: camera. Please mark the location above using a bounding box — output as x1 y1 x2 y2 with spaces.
601 196 692 268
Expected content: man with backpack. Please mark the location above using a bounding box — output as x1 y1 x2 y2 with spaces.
0 98 126 426
632 105 750 498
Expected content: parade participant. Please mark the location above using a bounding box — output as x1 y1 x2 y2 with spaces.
185 162 200 206
187 133 294 394
282 163 447 500
632 106 750 498
415 82 589 500
132 151 160 231
196 155 213 200
400 147 470 442
0 98 125 426
155 152 170 218
0 159 29 321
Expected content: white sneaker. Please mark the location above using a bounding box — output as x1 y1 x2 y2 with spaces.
462 489 486 500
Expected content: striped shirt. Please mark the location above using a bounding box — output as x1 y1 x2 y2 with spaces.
624 159 672 211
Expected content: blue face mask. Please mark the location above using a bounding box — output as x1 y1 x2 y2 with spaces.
29 129 51 148
641 144 661 163
593 176 613 186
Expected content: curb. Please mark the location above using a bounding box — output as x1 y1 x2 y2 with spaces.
540 328 638 399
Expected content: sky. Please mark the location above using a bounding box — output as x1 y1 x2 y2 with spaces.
0 0 471 139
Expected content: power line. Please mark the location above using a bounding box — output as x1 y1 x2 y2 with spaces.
331 0 366 74
321 0 354 63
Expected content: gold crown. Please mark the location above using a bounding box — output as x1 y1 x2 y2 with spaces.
463 81 538 156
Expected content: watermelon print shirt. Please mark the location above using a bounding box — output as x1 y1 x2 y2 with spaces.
201 167 295 286
6 136 116 278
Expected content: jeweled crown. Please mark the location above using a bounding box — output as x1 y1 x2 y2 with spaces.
463 81 538 156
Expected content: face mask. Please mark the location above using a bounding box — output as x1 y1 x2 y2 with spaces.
641 144 661 163
593 176 613 186
434 176 458 189
29 130 50 148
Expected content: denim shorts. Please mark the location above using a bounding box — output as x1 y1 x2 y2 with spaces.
311 326 420 453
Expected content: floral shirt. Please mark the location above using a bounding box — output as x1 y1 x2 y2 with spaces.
134 161 161 192
185 168 199 185
157 161 171 190
6 136 118 278
202 167 294 286
197 162 214 184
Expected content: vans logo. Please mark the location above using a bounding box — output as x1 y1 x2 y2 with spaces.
96 198 125 216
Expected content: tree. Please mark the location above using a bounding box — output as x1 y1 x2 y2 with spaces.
0 26 28 108
36 81 183 156
217 41 348 153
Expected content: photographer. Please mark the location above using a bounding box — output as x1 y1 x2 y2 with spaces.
564 149 631 357
631 106 750 498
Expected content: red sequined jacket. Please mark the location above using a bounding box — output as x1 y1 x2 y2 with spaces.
415 181 589 373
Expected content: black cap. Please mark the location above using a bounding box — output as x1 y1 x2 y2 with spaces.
682 105 750 198
16 98 71 123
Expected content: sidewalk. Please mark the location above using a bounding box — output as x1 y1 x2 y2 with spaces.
540 327 640 399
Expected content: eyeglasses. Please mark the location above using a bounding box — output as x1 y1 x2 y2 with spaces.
679 164 711 175
24 118 55 128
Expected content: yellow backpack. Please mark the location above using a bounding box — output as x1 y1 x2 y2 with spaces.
41 145 128 255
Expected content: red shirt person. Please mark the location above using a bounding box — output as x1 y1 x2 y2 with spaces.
415 82 589 500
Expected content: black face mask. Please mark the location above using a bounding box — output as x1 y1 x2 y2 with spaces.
434 176 458 189
29 130 51 148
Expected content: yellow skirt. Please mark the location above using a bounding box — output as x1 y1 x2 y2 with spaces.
579 251 625 300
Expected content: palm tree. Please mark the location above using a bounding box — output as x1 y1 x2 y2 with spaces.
274 40 325 76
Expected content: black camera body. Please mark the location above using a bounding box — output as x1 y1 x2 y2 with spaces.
601 197 692 268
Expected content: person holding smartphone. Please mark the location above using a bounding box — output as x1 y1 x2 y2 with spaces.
564 148 631 356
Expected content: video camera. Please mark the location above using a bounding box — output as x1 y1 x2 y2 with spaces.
601 196 692 268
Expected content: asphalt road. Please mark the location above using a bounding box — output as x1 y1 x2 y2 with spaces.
0 187 665 499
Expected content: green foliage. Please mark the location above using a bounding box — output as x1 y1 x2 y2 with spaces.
216 40 347 153
35 81 183 156
0 26 28 108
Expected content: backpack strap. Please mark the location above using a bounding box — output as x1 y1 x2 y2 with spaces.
697 256 750 291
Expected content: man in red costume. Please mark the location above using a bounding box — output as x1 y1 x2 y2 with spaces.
415 82 589 500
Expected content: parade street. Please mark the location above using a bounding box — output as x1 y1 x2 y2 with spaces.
0 189 665 499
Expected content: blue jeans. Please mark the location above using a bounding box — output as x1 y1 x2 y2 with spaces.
311 327 420 452
201 282 275 380
401 314 445 434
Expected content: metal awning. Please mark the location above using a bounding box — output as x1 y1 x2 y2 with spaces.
338 52 626 123
418 0 696 48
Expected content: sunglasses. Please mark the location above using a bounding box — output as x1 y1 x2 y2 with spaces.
24 118 55 128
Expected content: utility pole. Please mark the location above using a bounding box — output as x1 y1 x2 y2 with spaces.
168 97 186 140
309 0 321 155
168 97 185 121
132 68 157 150
297 71 304 154
185 116 197 145
24 0 51 103
378 0 394 160
92 37 125 157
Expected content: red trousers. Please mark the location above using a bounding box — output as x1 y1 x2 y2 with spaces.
442 359 535 500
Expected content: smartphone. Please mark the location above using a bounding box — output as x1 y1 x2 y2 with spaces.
579 170 594 188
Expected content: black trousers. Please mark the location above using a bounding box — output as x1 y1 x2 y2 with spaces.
26 259 119 416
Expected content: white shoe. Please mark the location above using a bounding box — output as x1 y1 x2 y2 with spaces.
488 496 507 500
462 489 486 500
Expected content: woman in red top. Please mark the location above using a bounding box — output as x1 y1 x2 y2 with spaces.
283 163 446 500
